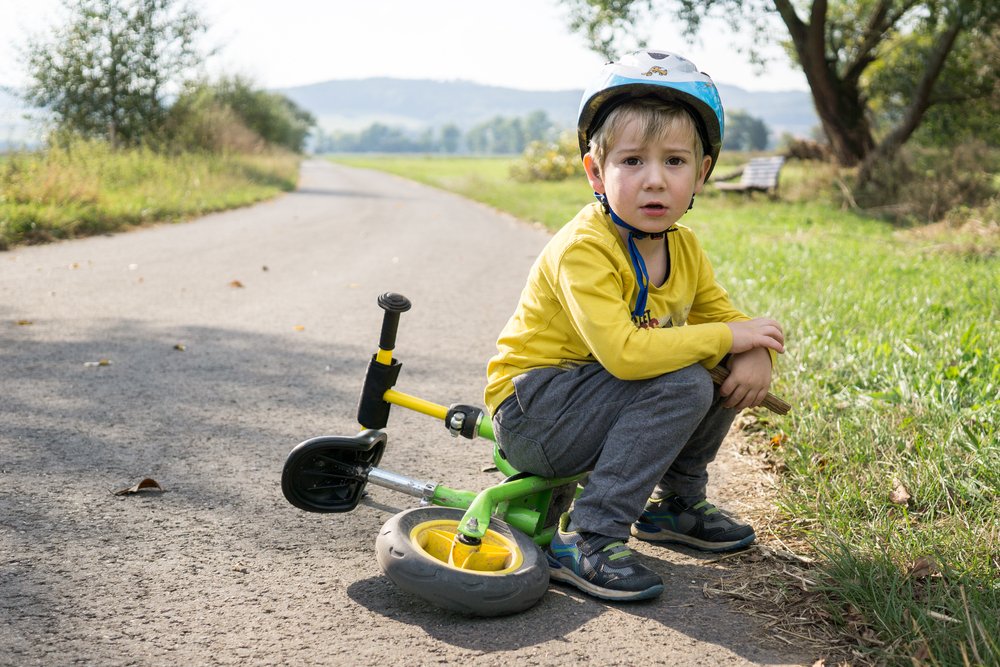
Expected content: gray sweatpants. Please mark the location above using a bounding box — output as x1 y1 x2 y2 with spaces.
492 362 737 539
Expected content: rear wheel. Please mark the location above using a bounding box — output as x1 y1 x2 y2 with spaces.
375 506 549 616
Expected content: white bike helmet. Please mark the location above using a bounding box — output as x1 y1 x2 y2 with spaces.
577 49 724 179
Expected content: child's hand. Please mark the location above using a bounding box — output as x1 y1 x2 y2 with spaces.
726 318 784 354
720 348 773 411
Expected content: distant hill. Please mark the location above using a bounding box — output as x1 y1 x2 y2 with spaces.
278 77 819 142
0 76 819 152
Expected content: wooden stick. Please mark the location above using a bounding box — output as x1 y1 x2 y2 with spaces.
708 365 791 415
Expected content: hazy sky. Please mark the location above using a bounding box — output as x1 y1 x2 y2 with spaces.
1 0 808 93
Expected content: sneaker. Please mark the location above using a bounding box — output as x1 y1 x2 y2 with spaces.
630 493 755 552
547 514 663 601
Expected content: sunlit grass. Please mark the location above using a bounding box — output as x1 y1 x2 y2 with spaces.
332 154 591 229
329 153 999 666
0 139 300 248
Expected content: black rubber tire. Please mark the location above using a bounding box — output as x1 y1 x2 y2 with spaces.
375 506 549 616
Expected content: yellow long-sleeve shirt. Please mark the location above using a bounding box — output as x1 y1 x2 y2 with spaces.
485 202 751 415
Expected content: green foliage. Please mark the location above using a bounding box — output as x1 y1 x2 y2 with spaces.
197 77 315 153
315 123 438 154
165 77 314 154
22 0 206 146
723 110 770 151
314 111 558 155
0 138 299 248
466 111 557 154
327 154 999 666
509 131 585 182
163 88 266 154
864 21 1000 148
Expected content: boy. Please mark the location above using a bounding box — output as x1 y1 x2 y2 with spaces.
484 50 785 602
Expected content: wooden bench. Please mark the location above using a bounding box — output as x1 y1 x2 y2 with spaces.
714 156 786 196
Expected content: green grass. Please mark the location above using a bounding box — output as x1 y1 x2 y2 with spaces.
0 139 300 249
332 154 998 666
331 154 592 229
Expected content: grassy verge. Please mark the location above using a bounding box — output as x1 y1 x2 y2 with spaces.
331 154 998 665
0 139 300 249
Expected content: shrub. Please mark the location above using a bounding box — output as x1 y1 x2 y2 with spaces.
164 95 267 154
781 137 830 162
855 141 998 223
510 131 585 182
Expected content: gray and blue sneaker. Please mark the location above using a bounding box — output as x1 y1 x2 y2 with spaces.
547 514 663 601
630 493 756 552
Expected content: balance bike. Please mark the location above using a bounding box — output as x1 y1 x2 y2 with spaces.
281 293 583 616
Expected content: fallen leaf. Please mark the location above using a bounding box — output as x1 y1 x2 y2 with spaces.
83 359 112 367
113 477 163 496
229 279 244 288
174 343 186 351
890 480 911 504
910 642 931 662
908 556 938 580
16 319 33 326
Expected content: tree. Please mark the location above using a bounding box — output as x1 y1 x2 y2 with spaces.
561 0 1000 186
724 110 770 151
166 77 316 153
440 124 462 153
192 77 315 153
23 0 207 146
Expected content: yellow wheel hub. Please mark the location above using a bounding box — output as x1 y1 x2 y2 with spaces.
411 520 523 574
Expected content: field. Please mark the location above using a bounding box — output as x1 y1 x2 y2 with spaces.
333 154 999 666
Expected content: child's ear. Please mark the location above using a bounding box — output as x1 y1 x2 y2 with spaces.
694 155 713 193
583 153 605 193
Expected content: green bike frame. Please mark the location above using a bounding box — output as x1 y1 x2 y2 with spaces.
356 293 581 546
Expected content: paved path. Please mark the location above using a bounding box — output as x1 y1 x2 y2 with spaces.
0 160 811 665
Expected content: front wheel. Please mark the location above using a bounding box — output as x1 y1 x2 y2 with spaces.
375 507 549 616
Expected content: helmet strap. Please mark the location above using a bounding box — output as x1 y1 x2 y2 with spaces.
595 192 664 320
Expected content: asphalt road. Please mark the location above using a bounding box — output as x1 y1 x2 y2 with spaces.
0 160 811 666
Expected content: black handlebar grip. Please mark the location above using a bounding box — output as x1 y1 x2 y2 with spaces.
377 293 411 351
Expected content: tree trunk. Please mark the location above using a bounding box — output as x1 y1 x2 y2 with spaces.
808 76 876 167
773 0 876 167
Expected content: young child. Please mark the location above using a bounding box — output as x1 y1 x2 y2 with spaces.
484 50 785 602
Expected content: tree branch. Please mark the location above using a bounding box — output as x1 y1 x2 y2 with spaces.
843 0 892 82
844 0 924 82
771 0 807 47
884 13 964 150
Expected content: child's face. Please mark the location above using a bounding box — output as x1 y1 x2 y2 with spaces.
584 117 711 234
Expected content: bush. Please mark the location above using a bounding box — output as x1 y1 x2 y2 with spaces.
164 77 314 154
781 137 830 162
510 131 585 182
164 94 267 154
855 141 998 223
